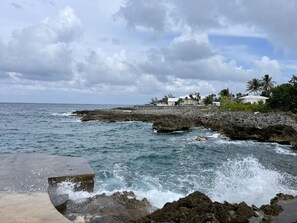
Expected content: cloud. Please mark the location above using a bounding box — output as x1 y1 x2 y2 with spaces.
10 2 23 9
116 0 168 32
0 6 81 81
253 56 281 81
140 32 251 82
117 0 297 53
78 49 137 86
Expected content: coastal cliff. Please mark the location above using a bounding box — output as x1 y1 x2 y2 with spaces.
73 106 297 149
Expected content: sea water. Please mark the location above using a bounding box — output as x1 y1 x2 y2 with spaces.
1 103 297 208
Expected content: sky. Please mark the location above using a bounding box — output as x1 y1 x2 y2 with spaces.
0 0 297 104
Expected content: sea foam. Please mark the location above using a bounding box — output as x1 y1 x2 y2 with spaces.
209 156 297 206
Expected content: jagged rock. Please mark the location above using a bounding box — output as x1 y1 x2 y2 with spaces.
260 203 283 216
135 191 257 223
260 193 295 216
152 116 193 133
62 191 154 223
270 193 295 204
196 136 208 141
73 107 297 149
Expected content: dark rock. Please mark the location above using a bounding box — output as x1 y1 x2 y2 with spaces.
259 193 295 216
234 202 256 222
152 116 193 133
260 204 283 216
135 191 259 223
270 193 295 204
63 191 154 223
73 107 297 148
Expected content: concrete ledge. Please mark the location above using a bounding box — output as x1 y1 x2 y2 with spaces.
0 154 95 223
0 193 72 223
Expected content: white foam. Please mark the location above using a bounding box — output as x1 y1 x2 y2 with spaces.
209 156 297 206
209 133 220 138
274 146 297 156
56 156 297 209
51 112 72 117
134 189 184 208
56 181 184 209
60 119 81 123
56 182 96 203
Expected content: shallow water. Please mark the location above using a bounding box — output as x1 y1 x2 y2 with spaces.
1 103 297 208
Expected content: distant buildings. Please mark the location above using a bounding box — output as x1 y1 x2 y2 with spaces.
238 95 269 104
167 98 180 106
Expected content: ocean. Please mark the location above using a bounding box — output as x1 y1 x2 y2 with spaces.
1 103 297 208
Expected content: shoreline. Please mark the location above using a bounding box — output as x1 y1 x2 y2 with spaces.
73 106 297 149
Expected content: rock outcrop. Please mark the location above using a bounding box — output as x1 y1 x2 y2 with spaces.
61 191 154 223
152 116 193 132
73 107 297 149
134 191 297 223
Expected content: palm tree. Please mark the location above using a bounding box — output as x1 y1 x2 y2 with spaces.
289 75 297 85
246 78 262 95
219 88 231 98
194 92 201 102
261 74 275 97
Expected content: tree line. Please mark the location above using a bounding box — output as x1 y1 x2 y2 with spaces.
150 74 297 112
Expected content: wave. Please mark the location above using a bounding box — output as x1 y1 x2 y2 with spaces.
51 112 72 117
274 145 297 156
56 181 184 209
55 156 297 209
209 156 297 206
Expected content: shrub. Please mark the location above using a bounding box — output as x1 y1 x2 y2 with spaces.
220 96 268 112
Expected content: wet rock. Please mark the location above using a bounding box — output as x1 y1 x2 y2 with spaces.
73 107 297 148
260 193 295 216
270 193 295 204
62 191 154 223
152 116 193 133
260 204 283 216
135 191 257 223
196 135 208 141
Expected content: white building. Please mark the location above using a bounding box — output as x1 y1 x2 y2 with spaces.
238 95 269 104
167 98 180 106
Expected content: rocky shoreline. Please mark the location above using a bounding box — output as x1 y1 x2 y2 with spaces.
60 190 297 223
69 106 297 222
73 106 297 149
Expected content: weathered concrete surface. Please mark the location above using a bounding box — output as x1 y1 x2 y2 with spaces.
0 153 95 223
272 198 297 223
0 193 72 223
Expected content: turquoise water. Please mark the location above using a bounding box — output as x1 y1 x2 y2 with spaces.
1 103 297 208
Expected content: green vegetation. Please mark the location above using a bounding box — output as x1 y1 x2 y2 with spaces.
203 94 216 105
220 96 268 112
150 93 174 105
246 78 262 95
245 74 275 96
219 88 231 98
268 75 297 112
261 74 275 97
149 75 296 113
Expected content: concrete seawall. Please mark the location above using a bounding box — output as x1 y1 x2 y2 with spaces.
0 153 95 223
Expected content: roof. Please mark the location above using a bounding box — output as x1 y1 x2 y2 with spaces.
168 97 179 102
239 95 268 100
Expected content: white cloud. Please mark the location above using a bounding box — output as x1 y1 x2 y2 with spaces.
253 56 281 81
0 0 297 104
118 0 297 53
0 7 81 81
140 32 251 82
116 0 168 32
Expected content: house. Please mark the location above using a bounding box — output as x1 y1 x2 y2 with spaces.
238 95 269 104
179 95 198 106
167 98 180 106
212 102 221 106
